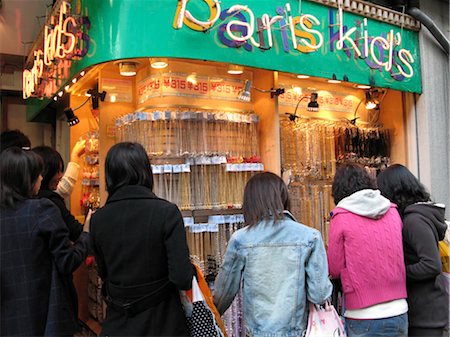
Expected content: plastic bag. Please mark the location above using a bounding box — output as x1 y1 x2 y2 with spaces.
305 302 347 337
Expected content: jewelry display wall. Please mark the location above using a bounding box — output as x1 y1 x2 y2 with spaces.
281 117 391 244
184 214 246 337
115 108 261 336
81 131 100 214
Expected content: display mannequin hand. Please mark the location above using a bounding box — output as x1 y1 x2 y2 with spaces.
71 139 86 163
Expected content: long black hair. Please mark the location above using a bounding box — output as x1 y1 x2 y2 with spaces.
0 129 31 152
105 142 153 195
32 146 64 190
0 147 43 208
243 172 290 228
377 164 430 215
332 162 376 204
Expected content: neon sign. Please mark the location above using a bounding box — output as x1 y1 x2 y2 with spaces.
173 1 414 81
23 1 90 99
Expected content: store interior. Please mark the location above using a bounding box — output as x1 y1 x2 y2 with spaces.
63 57 407 335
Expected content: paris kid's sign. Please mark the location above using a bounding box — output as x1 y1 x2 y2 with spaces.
23 0 421 104
23 1 90 99
172 0 421 92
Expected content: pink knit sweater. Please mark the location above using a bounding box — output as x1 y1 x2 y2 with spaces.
327 204 407 310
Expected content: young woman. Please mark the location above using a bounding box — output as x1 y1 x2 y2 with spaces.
90 142 193 336
327 163 408 337
213 172 332 337
377 164 448 337
0 147 89 336
32 146 84 241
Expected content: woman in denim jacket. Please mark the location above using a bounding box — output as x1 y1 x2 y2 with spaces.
213 172 332 337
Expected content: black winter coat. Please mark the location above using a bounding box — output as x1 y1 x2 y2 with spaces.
402 202 448 329
90 185 193 336
38 189 84 324
0 199 89 336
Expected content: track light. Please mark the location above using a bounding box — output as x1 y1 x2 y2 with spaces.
118 61 138 76
87 89 107 109
64 108 80 127
286 93 320 121
365 90 378 110
237 80 285 101
227 64 244 75
237 80 252 102
150 58 168 69
307 93 319 112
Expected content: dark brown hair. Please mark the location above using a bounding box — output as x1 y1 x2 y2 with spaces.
105 142 153 195
377 164 430 215
332 162 376 204
243 172 290 228
32 146 64 191
0 147 43 208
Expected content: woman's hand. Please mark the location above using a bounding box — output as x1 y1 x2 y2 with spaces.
70 139 86 163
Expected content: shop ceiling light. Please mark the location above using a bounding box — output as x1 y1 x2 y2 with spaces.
64 108 80 127
328 74 341 84
357 84 371 89
118 61 138 76
186 73 198 85
150 58 169 69
227 64 244 75
297 74 310 79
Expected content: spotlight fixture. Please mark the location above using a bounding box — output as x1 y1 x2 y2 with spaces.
307 92 319 112
227 64 244 75
118 61 138 76
365 91 378 110
237 80 252 102
150 58 168 69
285 93 320 121
328 74 341 84
87 88 107 109
237 80 285 102
64 107 80 127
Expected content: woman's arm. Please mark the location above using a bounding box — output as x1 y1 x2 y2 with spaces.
37 199 89 275
213 233 245 315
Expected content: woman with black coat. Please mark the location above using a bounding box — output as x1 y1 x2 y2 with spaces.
90 142 193 336
0 148 89 336
378 164 448 337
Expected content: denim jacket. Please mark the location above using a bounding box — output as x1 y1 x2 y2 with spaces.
213 212 332 337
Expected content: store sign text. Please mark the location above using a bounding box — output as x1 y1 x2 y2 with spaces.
173 1 415 81
23 1 90 99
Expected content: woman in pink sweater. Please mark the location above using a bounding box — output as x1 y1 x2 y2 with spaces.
327 163 408 337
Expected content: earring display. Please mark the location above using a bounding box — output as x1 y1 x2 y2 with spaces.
185 214 246 337
281 117 391 244
116 108 263 210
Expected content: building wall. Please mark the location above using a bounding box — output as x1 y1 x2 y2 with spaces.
0 0 51 143
414 0 450 217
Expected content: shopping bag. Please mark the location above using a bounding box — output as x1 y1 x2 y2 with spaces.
180 265 227 337
440 240 450 273
305 302 347 337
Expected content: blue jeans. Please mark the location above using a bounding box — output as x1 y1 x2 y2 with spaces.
345 313 408 337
